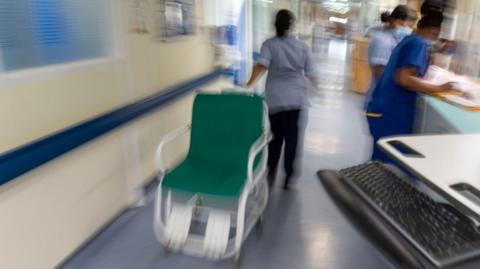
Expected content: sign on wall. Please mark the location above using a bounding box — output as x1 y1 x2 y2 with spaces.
129 0 152 34
155 0 196 40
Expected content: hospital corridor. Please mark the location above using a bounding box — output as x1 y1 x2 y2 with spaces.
60 39 386 269
1 1 480 269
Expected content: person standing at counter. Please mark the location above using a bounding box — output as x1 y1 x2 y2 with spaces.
246 9 316 189
366 6 456 162
365 5 418 107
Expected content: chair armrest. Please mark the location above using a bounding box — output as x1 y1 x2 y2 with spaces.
247 133 272 184
154 123 191 174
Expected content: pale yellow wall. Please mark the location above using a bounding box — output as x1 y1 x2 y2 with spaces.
127 34 214 101
0 61 129 153
0 128 130 269
0 0 229 268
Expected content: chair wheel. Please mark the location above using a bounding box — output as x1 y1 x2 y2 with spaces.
256 216 264 235
164 242 172 257
234 252 242 269
164 247 171 257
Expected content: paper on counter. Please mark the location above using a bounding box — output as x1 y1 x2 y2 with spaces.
424 65 480 102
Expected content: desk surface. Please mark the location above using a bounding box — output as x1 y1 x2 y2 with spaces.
378 134 480 217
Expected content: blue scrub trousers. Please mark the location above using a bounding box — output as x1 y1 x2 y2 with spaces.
367 114 414 162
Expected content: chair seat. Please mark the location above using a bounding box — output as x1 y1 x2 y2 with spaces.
162 93 265 199
162 160 248 198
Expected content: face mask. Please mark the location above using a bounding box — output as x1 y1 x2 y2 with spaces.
392 27 412 41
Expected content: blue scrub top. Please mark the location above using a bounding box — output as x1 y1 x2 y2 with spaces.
367 34 431 126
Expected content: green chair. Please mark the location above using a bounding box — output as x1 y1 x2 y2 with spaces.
153 92 270 263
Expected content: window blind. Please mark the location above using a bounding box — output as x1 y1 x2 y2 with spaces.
0 0 110 72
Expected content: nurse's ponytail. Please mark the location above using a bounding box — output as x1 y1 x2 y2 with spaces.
275 9 295 37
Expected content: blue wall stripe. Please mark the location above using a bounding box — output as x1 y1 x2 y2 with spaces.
0 69 225 185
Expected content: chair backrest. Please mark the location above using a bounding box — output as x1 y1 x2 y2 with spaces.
187 92 265 172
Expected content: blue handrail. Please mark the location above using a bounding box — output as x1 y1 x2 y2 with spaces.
0 69 225 185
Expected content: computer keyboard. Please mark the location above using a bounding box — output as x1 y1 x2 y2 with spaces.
340 162 480 268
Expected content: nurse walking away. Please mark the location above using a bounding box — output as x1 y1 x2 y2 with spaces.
366 1 459 162
246 9 317 190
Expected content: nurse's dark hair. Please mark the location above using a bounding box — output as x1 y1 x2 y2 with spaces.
275 9 295 37
417 12 444 28
389 5 409 21
380 11 390 23
417 0 446 28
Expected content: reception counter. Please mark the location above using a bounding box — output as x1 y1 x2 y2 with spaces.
416 95 480 134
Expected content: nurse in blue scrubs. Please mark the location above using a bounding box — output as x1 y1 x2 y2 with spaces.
366 6 457 162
